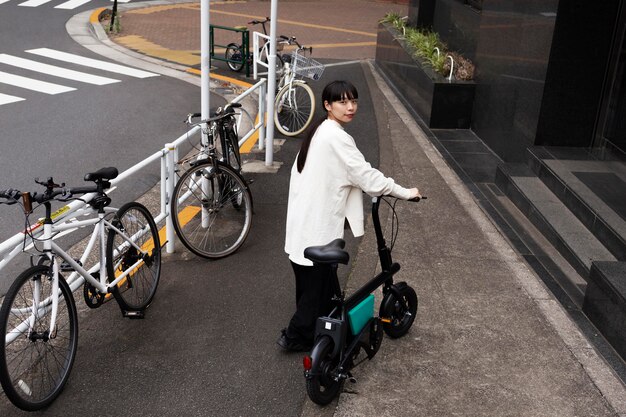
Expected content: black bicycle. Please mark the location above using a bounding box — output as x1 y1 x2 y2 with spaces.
171 104 253 259
302 195 424 405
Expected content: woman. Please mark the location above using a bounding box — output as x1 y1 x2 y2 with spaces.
278 80 420 352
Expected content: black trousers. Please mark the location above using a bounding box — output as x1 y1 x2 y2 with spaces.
286 261 338 343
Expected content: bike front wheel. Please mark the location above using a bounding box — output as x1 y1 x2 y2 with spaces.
380 282 418 338
0 266 78 411
274 81 315 137
225 43 245 72
106 202 161 311
172 161 253 259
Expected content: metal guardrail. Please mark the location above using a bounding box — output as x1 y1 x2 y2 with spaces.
0 79 268 276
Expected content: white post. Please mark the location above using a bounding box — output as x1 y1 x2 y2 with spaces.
165 144 176 254
265 0 278 166
259 81 266 150
201 0 210 122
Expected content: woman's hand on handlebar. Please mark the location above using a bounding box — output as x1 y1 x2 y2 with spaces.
408 188 421 200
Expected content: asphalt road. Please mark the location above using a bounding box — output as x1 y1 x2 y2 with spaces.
0 0 222 244
0 1 386 415
0 0 227 298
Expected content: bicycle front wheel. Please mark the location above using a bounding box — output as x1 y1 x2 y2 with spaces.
106 202 161 311
225 43 244 72
274 81 315 137
172 162 252 259
0 266 78 411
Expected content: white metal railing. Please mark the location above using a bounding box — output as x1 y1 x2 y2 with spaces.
0 79 268 277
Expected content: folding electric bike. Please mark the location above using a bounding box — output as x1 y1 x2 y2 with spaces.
302 195 424 405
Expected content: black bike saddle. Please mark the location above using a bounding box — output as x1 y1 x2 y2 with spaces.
304 239 349 265
84 167 119 182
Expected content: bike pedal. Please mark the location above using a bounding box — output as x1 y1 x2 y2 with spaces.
122 310 145 319
347 372 357 384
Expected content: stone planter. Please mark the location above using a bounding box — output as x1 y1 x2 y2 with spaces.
375 22 475 129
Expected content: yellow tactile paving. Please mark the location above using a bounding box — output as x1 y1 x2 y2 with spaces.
115 35 201 66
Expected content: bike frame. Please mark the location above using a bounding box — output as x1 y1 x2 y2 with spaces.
315 197 407 360
4 197 151 347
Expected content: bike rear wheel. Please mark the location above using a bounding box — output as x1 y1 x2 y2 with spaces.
106 202 161 311
274 81 315 137
225 43 245 72
172 161 253 259
0 266 78 411
306 336 342 405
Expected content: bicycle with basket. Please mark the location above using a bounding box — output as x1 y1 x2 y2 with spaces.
273 36 325 137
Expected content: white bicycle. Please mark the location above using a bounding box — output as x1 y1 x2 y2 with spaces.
273 36 325 137
0 168 161 411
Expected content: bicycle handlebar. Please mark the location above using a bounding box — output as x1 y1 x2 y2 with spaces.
185 102 243 125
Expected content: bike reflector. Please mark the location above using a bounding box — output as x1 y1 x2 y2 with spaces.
348 294 375 335
303 356 312 371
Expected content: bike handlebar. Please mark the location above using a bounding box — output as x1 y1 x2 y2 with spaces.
185 102 243 124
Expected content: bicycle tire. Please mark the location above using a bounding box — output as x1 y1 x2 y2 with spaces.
106 202 161 311
274 81 315 137
225 43 245 72
171 161 252 259
0 265 78 411
380 282 418 338
306 336 342 405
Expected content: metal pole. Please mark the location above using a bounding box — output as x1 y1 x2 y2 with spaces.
265 0 278 166
201 0 210 122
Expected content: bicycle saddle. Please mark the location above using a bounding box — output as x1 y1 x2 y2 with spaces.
84 167 119 182
304 238 349 265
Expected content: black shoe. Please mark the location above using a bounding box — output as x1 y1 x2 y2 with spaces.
276 328 312 352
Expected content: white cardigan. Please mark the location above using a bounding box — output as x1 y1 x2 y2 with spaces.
285 119 413 266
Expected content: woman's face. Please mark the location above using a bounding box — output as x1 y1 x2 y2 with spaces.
324 96 358 125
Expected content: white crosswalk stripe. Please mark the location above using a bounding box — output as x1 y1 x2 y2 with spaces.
0 49 159 106
0 0 133 9
54 0 91 9
26 48 159 78
0 93 25 105
19 0 53 7
0 54 121 85
0 70 75 94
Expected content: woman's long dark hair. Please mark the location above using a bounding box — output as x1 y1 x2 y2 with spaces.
296 80 359 173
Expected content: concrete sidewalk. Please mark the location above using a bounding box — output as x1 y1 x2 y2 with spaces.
87 1 626 416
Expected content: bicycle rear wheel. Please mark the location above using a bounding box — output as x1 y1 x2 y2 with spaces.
225 43 244 72
106 202 161 311
306 336 342 405
0 266 78 411
274 81 315 137
172 161 252 259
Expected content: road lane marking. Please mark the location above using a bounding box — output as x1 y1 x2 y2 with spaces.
0 54 121 85
209 9 377 37
0 0 13 4
55 0 91 9
19 0 52 6
26 48 159 78
0 93 25 106
0 71 75 94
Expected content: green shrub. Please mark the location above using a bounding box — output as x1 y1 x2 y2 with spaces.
380 12 474 81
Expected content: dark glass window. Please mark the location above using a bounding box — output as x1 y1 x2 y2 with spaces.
465 0 482 11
